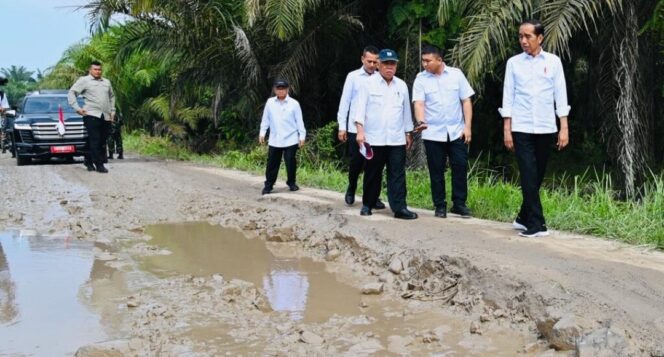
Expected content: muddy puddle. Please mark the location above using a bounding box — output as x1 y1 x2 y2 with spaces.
0 231 125 356
141 222 538 355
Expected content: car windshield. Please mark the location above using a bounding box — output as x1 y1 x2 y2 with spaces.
23 97 84 114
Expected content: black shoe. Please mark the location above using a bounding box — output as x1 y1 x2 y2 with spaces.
96 165 108 173
450 205 472 218
289 184 299 192
345 186 355 205
262 186 272 195
85 163 95 171
434 206 447 218
373 199 386 210
360 205 372 216
117 153 124 159
519 225 549 238
394 208 418 220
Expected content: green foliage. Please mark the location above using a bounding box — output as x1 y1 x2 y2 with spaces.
299 121 342 168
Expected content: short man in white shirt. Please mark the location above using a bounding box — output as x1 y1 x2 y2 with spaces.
259 79 306 195
413 45 475 218
337 46 385 209
355 49 417 220
499 19 570 237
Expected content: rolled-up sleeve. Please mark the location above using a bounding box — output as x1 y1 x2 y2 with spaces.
402 86 413 132
353 84 368 127
553 58 571 117
295 102 306 140
109 84 116 114
259 102 270 137
412 76 425 103
68 78 84 112
498 59 514 118
336 73 353 130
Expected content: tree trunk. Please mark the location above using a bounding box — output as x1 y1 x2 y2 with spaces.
612 2 649 199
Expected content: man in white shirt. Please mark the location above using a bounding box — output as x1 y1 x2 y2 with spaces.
355 49 417 220
0 77 12 155
259 79 306 195
337 46 385 209
499 19 570 237
413 45 475 219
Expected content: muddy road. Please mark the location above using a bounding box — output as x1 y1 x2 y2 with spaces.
1 154 663 356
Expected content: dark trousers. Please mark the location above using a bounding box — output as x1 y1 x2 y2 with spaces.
107 124 123 155
265 144 298 188
84 115 110 167
362 145 407 212
424 138 468 209
346 132 366 191
513 132 556 230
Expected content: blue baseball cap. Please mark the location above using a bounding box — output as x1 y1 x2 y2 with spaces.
273 79 289 87
378 49 399 62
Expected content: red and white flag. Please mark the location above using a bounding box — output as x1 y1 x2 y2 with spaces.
56 104 66 135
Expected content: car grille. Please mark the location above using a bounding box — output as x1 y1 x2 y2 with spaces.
19 130 34 143
31 122 87 140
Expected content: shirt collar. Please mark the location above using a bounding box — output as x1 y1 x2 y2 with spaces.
521 49 547 60
360 66 374 76
87 74 104 81
274 95 290 103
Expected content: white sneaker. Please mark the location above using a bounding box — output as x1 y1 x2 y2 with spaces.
519 227 550 238
512 219 527 231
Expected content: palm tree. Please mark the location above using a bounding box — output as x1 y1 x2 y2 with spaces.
0 65 36 83
437 0 659 198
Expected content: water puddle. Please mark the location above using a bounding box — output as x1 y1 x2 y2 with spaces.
141 222 538 355
142 222 362 322
0 231 125 356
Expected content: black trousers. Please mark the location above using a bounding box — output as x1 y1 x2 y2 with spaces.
346 132 366 191
362 145 407 212
513 132 556 230
84 115 110 167
107 123 123 155
424 138 468 209
265 144 298 188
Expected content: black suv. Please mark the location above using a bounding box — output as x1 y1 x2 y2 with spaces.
12 90 88 166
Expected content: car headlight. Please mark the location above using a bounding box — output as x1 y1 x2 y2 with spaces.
14 123 32 130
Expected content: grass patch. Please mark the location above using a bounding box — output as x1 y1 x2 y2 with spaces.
125 132 664 248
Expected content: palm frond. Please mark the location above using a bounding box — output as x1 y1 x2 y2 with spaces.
448 0 531 90
537 0 622 58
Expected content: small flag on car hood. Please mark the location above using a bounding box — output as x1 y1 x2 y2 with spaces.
56 105 66 135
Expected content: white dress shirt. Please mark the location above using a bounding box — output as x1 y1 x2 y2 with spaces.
0 92 9 109
260 95 306 148
412 66 474 142
499 50 571 134
337 67 374 133
354 74 413 146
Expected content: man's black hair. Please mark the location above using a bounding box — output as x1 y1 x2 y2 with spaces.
90 60 103 67
521 19 545 36
422 45 444 59
362 46 379 55
0 77 7 85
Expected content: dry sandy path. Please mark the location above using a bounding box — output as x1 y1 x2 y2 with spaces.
1 154 662 356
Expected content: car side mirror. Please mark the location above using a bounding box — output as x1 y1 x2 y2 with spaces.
4 109 16 118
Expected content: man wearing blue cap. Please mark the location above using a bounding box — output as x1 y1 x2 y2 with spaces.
259 79 306 194
354 49 417 220
336 46 385 209
413 45 475 219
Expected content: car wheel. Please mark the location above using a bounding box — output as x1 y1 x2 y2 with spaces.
16 155 30 166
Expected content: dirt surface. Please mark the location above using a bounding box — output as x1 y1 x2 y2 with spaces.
1 154 663 356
